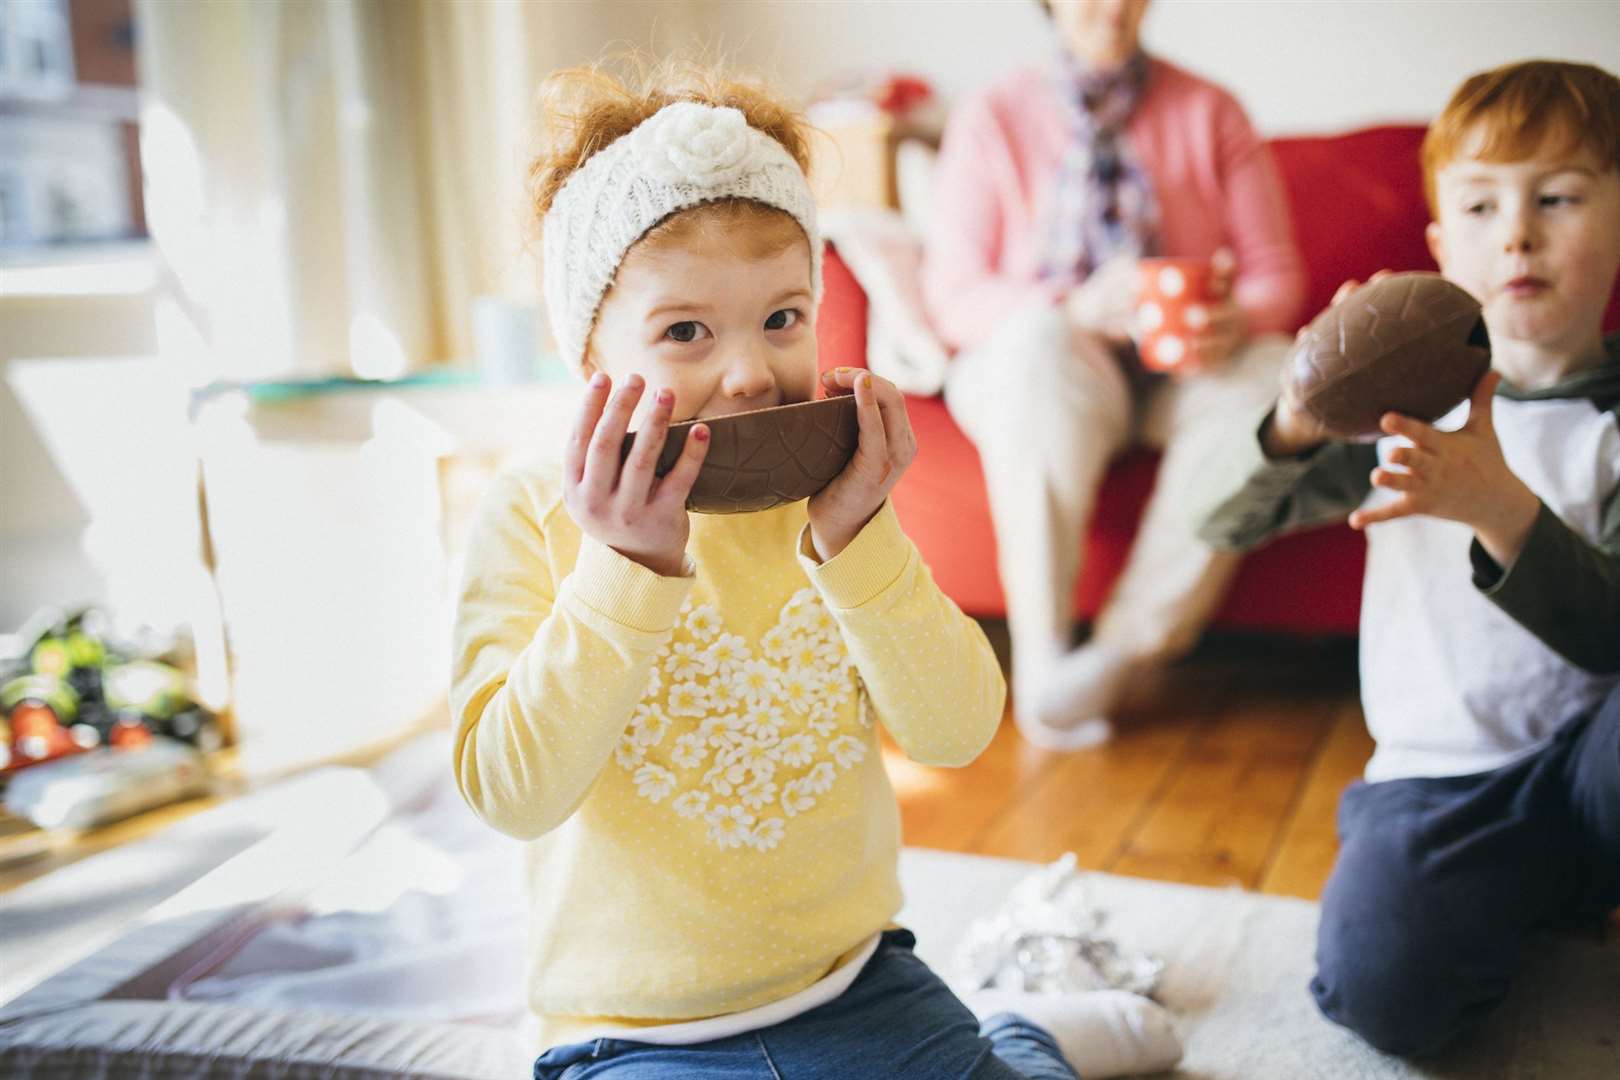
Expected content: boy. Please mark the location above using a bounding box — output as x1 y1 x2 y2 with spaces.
1195 60 1620 1057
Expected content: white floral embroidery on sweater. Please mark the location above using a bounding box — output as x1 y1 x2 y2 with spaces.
614 588 872 851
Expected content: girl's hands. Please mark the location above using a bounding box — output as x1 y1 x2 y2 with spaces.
562 372 709 577
808 368 917 561
1349 370 1540 568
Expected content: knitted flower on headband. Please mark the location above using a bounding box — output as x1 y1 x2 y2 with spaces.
630 102 761 186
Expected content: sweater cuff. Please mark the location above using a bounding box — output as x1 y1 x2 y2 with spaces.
565 537 694 635
1470 500 1553 596
798 501 913 611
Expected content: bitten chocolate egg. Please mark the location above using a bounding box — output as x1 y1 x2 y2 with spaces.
621 395 859 514
1285 272 1491 440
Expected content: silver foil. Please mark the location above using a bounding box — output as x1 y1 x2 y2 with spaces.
954 853 1164 997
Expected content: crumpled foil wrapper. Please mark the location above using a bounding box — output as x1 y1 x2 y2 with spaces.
954 853 1163 997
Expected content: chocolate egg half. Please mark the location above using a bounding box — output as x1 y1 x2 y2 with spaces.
1286 272 1491 440
621 395 860 514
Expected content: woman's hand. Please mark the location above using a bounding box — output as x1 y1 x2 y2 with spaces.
1063 255 1138 344
1174 297 1246 377
808 368 918 561
1350 370 1540 568
562 372 709 577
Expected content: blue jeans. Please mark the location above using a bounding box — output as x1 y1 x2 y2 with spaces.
1312 684 1620 1057
533 929 1079 1079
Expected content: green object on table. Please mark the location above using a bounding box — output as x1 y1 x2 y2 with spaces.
103 661 189 721
1 674 79 722
238 369 481 404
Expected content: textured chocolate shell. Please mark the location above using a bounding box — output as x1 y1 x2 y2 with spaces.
621 395 859 514
1286 272 1491 440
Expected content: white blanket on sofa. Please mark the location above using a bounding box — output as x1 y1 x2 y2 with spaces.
821 207 950 396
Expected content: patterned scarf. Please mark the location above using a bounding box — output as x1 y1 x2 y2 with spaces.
1040 50 1158 286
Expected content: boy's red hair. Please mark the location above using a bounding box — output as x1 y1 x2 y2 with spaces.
1421 60 1620 215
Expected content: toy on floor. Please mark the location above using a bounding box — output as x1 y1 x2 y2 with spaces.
1284 272 1491 440
0 610 223 778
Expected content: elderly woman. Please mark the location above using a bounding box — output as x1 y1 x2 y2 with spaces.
923 0 1305 748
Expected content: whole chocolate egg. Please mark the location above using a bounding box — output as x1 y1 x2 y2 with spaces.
621 395 859 514
1285 272 1491 440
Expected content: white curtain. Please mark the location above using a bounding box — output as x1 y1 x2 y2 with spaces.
134 0 703 384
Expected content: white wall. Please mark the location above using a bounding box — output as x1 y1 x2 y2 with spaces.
1145 0 1620 134
706 0 1620 135
1 285 157 630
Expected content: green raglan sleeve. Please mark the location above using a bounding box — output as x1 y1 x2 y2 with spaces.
1193 410 1380 551
1470 492 1620 675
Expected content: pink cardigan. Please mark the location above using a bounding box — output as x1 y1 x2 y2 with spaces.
922 58 1305 352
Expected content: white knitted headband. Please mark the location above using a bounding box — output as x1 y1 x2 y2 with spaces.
542 101 822 373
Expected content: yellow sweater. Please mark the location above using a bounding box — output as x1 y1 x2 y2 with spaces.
450 464 1005 1043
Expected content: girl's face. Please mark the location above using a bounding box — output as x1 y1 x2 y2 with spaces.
1050 0 1150 69
585 218 818 425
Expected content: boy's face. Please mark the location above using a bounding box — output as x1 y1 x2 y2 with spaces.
586 228 817 426
1427 131 1620 358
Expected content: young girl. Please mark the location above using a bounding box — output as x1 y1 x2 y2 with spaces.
450 61 1180 1079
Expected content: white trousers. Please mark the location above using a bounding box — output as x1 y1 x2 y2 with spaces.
944 302 1287 699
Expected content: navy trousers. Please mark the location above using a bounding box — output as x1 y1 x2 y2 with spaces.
533 930 1078 1080
1311 683 1620 1056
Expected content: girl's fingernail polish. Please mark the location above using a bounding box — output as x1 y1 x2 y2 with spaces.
658 389 673 405
693 425 709 442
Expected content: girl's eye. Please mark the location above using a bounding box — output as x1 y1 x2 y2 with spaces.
764 309 801 331
664 321 709 344
1464 201 1491 216
1539 193 1577 208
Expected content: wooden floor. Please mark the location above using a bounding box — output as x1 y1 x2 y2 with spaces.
885 631 1374 900
890 629 1620 955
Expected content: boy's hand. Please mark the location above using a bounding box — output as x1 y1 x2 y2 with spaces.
1262 382 1332 458
1349 370 1541 567
562 372 709 577
808 368 917 561
1261 271 1393 458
